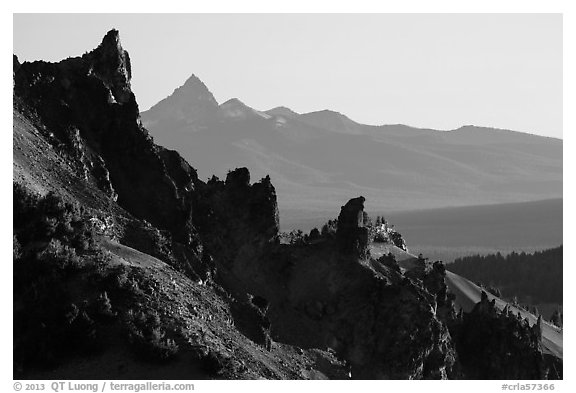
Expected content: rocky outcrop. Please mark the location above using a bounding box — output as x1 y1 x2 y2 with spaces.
452 291 547 379
388 230 407 251
86 29 133 104
229 295 272 351
13 55 20 77
336 196 369 258
192 169 280 293
13 30 282 350
209 195 460 379
13 30 197 248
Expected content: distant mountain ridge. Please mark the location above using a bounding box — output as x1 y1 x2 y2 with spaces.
141 74 562 219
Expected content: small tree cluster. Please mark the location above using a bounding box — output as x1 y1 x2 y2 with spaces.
13 183 115 374
374 215 388 226
282 225 328 245
321 219 338 238
13 182 96 256
124 308 179 362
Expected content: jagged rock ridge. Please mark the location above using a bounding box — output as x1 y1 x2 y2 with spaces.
14 29 197 248
13 29 561 380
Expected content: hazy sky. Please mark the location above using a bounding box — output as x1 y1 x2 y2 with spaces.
13 13 562 138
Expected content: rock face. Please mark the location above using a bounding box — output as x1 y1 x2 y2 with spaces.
196 195 461 379
252 230 459 379
229 296 272 351
13 30 561 380
87 29 133 104
13 29 197 248
451 291 548 379
193 170 280 293
388 230 407 251
336 196 369 258
13 55 20 76
13 26 281 315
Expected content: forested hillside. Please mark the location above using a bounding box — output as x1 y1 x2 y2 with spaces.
448 247 562 305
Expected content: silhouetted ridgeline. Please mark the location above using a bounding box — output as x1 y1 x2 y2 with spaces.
447 246 562 305
13 29 562 380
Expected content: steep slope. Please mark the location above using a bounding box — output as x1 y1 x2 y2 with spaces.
15 29 447 380
14 32 340 379
381 246 563 361
14 30 198 247
202 196 459 379
14 29 561 380
444 271 562 360
141 77 562 219
13 126 345 380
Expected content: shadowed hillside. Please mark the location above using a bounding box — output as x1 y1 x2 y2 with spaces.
13 29 562 380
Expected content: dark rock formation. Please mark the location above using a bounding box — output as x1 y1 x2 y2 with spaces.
13 55 20 76
291 251 456 379
88 29 133 104
13 30 282 358
192 169 280 295
229 295 272 351
388 230 407 251
13 29 561 380
220 196 461 379
452 290 546 379
336 196 369 258
13 29 197 248
376 252 401 273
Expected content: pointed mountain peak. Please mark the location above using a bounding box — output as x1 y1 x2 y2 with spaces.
168 73 218 105
182 73 207 88
100 29 122 50
85 29 133 104
142 73 219 122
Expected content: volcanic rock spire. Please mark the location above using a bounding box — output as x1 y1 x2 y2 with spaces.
86 29 133 104
336 196 370 258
